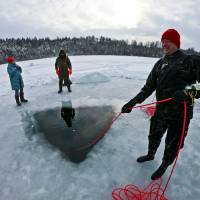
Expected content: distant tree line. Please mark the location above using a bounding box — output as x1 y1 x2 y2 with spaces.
0 36 199 64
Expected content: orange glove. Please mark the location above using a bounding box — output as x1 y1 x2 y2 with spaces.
68 68 72 76
56 68 60 76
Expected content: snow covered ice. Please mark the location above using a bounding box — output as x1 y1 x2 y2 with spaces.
0 55 200 200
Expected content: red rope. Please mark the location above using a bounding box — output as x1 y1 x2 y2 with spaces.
128 98 172 110
161 101 187 196
112 179 167 200
67 98 186 199
69 98 172 153
66 98 172 154
140 106 156 117
112 101 187 200
68 112 122 153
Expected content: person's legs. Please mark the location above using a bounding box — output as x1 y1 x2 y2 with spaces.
137 113 167 162
151 118 190 180
67 84 71 92
151 160 169 180
15 90 21 106
58 78 63 93
64 77 72 92
19 87 28 103
163 118 190 164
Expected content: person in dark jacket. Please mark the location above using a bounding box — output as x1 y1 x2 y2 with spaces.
121 29 200 180
7 56 28 106
55 50 72 93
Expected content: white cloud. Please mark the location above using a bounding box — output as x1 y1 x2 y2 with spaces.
0 0 200 50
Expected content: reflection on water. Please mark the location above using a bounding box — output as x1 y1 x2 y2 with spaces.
61 101 75 127
32 104 115 163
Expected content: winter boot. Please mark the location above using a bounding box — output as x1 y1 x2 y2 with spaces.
67 85 72 93
151 161 169 180
137 150 155 163
20 92 28 103
15 95 21 106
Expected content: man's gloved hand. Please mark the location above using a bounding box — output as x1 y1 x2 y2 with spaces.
121 99 137 113
172 90 187 103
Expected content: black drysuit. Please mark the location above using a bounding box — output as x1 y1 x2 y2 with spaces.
133 50 200 164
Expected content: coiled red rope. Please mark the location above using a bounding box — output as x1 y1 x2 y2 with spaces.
112 178 167 200
112 99 187 200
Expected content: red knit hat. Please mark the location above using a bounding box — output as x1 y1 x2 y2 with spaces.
161 29 180 48
6 56 15 63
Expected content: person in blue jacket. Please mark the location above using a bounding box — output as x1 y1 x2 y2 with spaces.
7 56 28 106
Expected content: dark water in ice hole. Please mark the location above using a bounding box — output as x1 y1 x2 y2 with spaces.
30 106 115 163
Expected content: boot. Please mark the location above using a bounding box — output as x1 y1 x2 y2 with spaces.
67 85 72 93
137 154 155 163
151 161 169 180
137 149 155 163
15 95 21 106
20 92 28 103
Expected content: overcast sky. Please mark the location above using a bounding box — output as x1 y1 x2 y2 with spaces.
1 0 200 50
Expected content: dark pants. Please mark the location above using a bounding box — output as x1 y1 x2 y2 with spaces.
15 88 23 96
59 77 71 91
148 109 190 165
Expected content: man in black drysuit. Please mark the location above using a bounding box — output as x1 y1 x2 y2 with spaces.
121 29 200 180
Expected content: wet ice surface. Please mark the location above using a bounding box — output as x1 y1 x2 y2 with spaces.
32 106 115 162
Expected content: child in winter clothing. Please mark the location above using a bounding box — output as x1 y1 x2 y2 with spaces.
7 56 28 106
